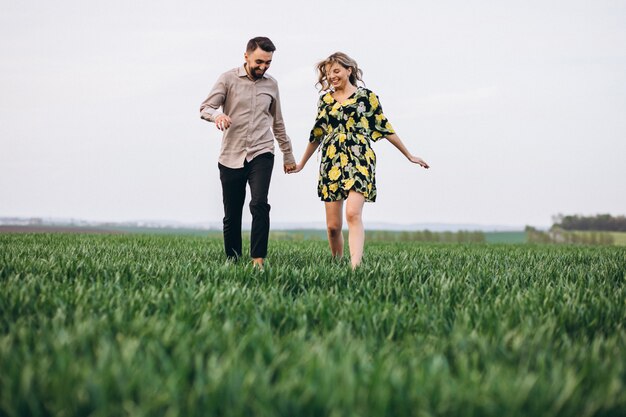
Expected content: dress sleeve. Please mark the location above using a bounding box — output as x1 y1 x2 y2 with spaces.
366 91 395 142
308 95 329 143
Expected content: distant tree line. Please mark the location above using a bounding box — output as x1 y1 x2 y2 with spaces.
552 214 626 232
525 226 614 245
366 230 485 243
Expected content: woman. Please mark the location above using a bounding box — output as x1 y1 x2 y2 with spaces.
289 52 429 269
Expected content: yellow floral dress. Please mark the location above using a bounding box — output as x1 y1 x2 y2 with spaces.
309 87 395 202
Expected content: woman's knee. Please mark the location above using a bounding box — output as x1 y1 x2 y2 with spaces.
327 224 342 238
346 208 362 224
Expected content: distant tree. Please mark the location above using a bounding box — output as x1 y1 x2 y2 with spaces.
527 225 615 246
525 226 551 244
552 213 626 232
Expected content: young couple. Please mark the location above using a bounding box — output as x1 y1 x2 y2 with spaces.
199 37 429 270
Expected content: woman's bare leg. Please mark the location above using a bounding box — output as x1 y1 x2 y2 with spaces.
345 191 366 269
324 200 344 258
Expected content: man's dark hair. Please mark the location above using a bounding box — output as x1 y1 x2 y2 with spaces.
246 37 276 53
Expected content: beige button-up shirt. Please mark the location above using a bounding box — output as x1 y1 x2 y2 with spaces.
200 65 295 169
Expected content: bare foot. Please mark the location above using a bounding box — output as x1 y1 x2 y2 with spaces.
252 258 264 270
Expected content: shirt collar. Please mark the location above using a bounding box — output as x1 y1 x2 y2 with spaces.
238 64 268 80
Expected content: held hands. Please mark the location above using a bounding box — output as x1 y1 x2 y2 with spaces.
214 114 232 131
408 155 430 169
283 163 297 174
285 162 303 174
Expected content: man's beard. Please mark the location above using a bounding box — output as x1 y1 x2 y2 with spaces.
251 67 265 79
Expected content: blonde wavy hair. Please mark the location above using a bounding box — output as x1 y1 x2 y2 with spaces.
315 52 364 92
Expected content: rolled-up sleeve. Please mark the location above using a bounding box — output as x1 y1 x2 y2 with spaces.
199 74 227 123
270 87 295 165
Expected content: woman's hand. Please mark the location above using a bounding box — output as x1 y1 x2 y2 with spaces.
408 155 429 169
385 134 429 169
289 141 320 174
287 162 304 174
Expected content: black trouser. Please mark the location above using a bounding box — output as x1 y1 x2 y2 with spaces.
218 153 274 259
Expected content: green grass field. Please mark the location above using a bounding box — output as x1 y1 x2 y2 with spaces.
610 232 626 245
1 234 625 417
556 231 626 246
483 231 527 244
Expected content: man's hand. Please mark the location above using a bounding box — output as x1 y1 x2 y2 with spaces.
286 163 303 174
283 163 297 173
214 114 232 131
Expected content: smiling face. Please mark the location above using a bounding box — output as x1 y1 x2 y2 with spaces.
325 62 353 90
244 48 273 79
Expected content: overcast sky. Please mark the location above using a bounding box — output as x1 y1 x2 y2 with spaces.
1 0 625 229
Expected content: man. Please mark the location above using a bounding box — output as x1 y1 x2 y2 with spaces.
200 36 296 268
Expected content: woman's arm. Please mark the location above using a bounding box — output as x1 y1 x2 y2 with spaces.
288 140 321 173
385 133 429 168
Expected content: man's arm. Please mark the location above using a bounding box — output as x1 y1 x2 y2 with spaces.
269 87 296 167
288 140 320 174
199 73 227 123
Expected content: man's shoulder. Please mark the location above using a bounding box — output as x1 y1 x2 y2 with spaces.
219 67 242 79
263 73 279 85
